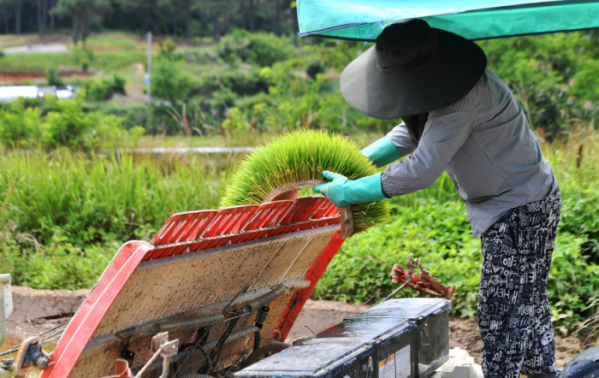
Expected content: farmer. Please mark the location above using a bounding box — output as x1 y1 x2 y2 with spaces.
314 20 560 378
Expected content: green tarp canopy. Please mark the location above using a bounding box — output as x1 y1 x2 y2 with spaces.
297 0 599 40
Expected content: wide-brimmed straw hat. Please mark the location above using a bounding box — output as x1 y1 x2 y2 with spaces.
340 19 487 119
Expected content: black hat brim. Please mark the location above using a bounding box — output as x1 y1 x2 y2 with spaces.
340 29 487 119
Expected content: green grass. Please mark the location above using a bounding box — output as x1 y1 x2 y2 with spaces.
0 51 147 73
220 130 388 233
85 32 147 52
0 149 226 288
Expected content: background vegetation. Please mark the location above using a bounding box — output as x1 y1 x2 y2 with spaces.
0 0 299 43
0 13 596 338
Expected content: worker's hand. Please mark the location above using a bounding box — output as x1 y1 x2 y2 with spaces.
314 171 388 208
360 136 400 167
314 171 353 207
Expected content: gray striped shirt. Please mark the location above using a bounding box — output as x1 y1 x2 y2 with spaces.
382 69 557 237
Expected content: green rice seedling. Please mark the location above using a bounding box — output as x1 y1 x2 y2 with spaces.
0 149 226 246
221 129 388 233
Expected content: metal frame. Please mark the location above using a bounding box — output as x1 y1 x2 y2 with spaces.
40 197 347 378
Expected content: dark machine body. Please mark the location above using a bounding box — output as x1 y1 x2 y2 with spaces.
235 298 451 378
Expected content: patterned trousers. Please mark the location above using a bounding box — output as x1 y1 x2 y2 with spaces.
478 188 561 378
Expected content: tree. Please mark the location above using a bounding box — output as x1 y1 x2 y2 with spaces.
170 0 179 35
198 0 233 41
55 0 110 44
182 0 189 38
239 0 245 30
14 0 21 34
156 0 180 36
50 0 54 32
114 0 157 33
38 0 49 34
151 40 194 104
248 0 254 32
0 0 12 34
273 0 280 35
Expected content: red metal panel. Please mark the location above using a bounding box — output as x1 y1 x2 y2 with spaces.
148 199 339 258
312 217 341 228
246 202 291 229
147 210 218 260
198 206 258 249
202 206 257 238
41 241 155 378
152 210 217 245
281 197 325 224
272 197 326 236
152 244 188 258
313 200 339 219
275 230 346 340
310 201 341 229
232 201 295 243
276 197 330 235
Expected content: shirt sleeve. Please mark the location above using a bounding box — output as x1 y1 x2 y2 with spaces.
386 123 418 157
381 95 477 197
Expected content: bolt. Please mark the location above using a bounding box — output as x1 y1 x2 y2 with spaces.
33 354 50 369
2 358 14 368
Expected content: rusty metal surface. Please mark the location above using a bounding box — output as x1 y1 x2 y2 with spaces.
390 254 456 300
45 197 344 378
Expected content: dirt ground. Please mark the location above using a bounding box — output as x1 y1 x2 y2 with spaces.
2 288 589 370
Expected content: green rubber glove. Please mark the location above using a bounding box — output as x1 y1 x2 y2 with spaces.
361 136 400 167
314 171 388 208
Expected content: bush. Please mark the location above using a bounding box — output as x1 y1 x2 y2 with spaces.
158 38 180 61
0 102 43 149
306 60 326 80
0 96 140 150
193 68 268 97
46 67 65 87
313 197 479 314
82 75 126 101
71 45 95 72
1 236 114 290
237 68 399 133
42 99 124 150
548 232 599 334
218 30 291 67
305 40 370 71
479 31 599 139
151 58 195 104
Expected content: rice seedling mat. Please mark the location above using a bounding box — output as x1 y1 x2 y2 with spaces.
221 130 388 234
39 196 346 378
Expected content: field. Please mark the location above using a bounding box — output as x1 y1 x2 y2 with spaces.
1 127 598 337
0 30 598 340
